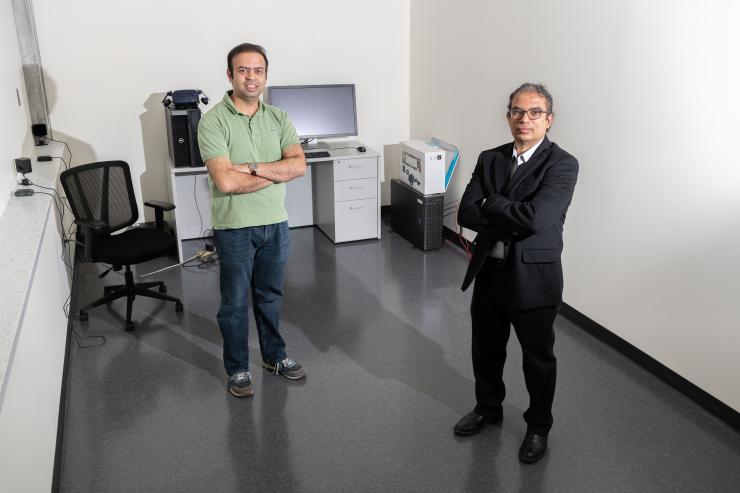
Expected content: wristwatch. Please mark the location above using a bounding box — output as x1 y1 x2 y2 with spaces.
248 162 258 176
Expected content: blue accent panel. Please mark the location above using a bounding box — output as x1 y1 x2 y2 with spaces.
445 152 459 189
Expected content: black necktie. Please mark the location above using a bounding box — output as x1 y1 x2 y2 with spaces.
510 155 519 179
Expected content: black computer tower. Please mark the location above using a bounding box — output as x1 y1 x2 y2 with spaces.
165 107 203 167
390 178 445 250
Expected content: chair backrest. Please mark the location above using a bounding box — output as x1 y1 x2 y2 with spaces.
60 161 139 234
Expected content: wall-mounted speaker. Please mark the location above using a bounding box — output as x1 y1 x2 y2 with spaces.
15 157 32 174
31 123 48 146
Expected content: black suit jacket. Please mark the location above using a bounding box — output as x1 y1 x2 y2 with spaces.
458 136 578 309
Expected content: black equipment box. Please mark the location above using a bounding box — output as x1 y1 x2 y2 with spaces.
165 106 203 167
390 178 444 250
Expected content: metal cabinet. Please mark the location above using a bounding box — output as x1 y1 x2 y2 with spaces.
313 155 380 243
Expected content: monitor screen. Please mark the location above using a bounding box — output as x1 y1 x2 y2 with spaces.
266 84 358 140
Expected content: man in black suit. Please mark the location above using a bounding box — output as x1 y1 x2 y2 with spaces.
454 83 578 464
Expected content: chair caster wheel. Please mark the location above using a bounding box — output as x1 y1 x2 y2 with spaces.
159 285 167 293
175 302 184 313
126 321 135 332
79 311 88 322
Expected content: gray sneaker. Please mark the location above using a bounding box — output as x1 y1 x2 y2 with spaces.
262 358 307 380
228 371 254 397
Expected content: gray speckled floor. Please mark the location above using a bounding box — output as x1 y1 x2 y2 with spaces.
60 222 740 492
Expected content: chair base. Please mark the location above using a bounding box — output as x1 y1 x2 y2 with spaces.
78 265 183 331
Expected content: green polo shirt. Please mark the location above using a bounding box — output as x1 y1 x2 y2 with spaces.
197 91 300 229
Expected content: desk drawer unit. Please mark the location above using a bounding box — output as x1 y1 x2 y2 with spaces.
313 155 380 243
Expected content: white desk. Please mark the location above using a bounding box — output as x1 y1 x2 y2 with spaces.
166 143 381 261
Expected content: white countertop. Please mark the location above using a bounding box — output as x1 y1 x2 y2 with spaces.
0 142 66 403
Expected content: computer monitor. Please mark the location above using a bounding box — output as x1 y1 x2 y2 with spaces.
266 84 358 146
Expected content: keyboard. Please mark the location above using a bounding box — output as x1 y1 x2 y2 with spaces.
305 151 331 159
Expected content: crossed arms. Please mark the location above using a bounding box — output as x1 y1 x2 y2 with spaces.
457 151 578 241
205 143 306 194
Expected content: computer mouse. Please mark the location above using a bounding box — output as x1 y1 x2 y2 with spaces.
357 146 366 152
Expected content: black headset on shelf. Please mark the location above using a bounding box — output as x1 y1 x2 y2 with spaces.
161 89 210 109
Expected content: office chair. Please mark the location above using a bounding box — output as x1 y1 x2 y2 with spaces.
61 161 183 331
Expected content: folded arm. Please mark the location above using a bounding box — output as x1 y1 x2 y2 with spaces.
206 144 307 194
235 143 306 183
481 156 578 236
205 156 273 194
457 153 510 240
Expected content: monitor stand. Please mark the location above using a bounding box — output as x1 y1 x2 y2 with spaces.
302 141 331 150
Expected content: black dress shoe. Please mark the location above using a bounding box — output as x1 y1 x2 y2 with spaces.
519 433 548 463
454 410 502 436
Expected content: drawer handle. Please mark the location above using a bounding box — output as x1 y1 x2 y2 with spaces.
349 186 363 190
349 164 361 168
349 206 364 210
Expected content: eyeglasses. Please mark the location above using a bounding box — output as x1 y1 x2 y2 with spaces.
508 108 549 120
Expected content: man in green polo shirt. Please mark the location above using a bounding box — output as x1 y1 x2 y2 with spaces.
198 42 307 398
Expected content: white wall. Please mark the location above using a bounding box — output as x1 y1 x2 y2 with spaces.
32 0 410 218
410 0 740 411
0 1 32 217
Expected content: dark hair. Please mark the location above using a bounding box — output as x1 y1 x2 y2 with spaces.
508 83 554 114
227 43 269 75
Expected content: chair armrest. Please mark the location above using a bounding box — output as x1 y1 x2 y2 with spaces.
144 200 175 231
74 219 106 261
144 200 175 211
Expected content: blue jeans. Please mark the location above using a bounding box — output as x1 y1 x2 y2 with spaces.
214 222 290 376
